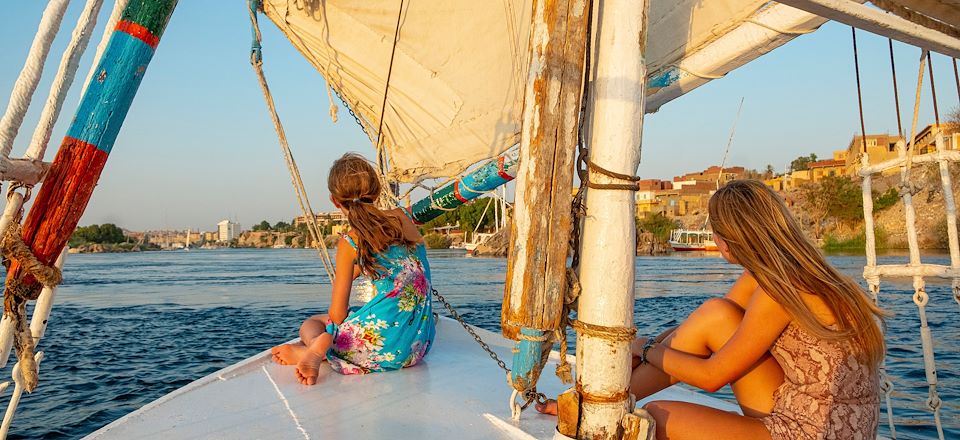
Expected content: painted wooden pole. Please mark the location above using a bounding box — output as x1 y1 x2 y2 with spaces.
406 151 518 224
3 0 177 392
501 0 589 394
576 0 649 438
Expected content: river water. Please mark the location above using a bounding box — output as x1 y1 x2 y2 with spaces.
0 249 956 439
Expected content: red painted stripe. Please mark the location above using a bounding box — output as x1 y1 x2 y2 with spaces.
7 137 108 291
453 182 469 203
116 20 159 49
497 156 513 180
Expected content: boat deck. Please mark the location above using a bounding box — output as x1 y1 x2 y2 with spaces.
85 317 737 439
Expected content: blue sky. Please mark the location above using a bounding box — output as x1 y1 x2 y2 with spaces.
1 2 958 231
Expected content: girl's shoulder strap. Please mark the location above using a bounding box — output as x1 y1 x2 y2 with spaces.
340 232 358 250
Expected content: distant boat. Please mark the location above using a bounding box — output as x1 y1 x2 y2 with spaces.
668 229 718 252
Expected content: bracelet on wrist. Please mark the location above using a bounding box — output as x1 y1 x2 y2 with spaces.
639 339 657 365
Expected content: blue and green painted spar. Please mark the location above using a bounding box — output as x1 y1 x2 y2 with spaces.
403 151 519 225
8 0 178 296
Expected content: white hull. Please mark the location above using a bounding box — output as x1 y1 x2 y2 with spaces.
84 317 736 439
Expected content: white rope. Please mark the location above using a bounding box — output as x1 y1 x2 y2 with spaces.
27 0 105 161
0 0 72 158
248 7 336 282
80 0 129 97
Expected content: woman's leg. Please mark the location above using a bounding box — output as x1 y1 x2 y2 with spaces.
271 314 330 365
296 332 333 385
643 400 772 440
632 298 783 417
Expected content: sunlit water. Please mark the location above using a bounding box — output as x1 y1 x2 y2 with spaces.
0 249 956 439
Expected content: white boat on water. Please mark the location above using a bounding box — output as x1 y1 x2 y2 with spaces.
84 317 737 439
0 0 957 439
668 229 718 252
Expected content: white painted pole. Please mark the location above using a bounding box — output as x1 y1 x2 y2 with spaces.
0 352 44 439
576 0 648 438
29 247 68 344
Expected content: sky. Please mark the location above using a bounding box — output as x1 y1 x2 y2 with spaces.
1 2 958 232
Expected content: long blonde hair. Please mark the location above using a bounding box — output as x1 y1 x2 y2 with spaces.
708 180 886 366
328 153 414 276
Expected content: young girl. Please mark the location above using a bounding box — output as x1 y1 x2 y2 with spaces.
272 153 435 385
539 180 885 439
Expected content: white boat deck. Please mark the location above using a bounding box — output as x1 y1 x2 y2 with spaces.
85 317 737 439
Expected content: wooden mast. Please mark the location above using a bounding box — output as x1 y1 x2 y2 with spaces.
501 0 590 392
576 0 649 438
3 0 178 392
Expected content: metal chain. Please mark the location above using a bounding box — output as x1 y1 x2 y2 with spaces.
431 288 547 413
431 288 509 373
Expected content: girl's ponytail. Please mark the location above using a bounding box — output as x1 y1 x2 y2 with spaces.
328 154 415 276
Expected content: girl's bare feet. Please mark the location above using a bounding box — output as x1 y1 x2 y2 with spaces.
271 343 306 365
295 350 325 385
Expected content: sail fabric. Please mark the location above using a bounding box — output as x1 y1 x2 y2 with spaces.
261 0 786 182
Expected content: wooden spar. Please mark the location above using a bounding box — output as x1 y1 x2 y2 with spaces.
576 0 648 438
2 0 177 392
406 151 518 225
501 0 590 391
776 0 960 58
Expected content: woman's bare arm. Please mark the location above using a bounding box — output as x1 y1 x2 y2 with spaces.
329 236 359 324
646 287 791 392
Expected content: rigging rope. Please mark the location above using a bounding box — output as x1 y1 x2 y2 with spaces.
248 2 336 282
927 52 941 126
28 0 104 164
889 39 904 139
0 0 71 159
373 0 406 180
855 30 898 437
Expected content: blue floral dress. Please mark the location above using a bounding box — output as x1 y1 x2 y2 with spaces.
324 235 435 375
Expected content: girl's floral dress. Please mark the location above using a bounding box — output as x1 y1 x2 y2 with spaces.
324 235 435 375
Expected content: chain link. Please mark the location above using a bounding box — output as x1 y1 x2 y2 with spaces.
432 288 510 373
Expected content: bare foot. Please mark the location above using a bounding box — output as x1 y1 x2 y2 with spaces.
271 343 306 365
295 350 325 385
535 399 558 416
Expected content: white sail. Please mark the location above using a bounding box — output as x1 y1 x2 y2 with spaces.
261 0 831 182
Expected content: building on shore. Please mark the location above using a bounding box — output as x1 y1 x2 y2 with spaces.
293 211 347 227
217 220 241 242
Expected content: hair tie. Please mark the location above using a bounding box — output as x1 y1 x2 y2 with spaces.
352 197 360 203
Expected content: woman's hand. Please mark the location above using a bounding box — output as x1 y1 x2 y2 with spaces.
630 337 650 369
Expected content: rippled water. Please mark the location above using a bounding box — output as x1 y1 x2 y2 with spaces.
0 249 956 439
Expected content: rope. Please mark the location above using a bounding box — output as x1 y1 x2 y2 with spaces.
928 52 941 126
0 224 63 393
889 39 904 139
853 29 870 156
905 51 927 176
248 3 336 282
0 0 71 158
744 19 816 36
569 319 636 342
585 159 641 191
27 0 105 162
373 0 406 179
953 58 959 104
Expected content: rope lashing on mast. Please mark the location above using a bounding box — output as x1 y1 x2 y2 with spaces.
0 224 61 393
248 0 336 281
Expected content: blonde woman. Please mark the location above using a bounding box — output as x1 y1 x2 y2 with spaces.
540 180 884 439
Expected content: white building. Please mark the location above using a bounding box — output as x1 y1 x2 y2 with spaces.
217 220 240 242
